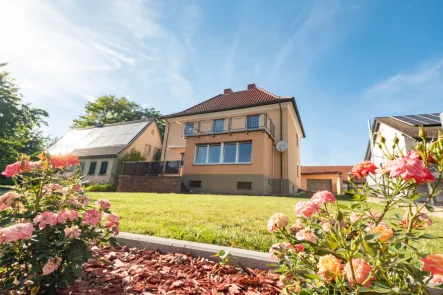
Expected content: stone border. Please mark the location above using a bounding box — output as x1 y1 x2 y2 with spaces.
116 232 442 294
116 232 274 270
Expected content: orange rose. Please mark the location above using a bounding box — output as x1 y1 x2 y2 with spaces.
317 254 343 281
50 155 68 168
421 254 443 275
351 161 377 178
365 222 394 242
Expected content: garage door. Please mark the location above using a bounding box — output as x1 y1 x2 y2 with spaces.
307 179 333 192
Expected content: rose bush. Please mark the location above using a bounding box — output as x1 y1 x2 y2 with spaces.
0 153 119 293
268 128 443 294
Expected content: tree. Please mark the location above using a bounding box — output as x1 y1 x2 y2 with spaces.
0 63 49 173
72 95 165 137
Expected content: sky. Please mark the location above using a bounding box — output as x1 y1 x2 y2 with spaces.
1 0 443 166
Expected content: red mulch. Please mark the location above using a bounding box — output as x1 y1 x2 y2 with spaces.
59 245 282 295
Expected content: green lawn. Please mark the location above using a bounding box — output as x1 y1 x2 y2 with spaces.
89 192 443 253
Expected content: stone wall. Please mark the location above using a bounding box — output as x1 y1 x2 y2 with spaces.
117 175 181 193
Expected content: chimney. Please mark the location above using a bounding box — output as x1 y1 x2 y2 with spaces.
247 83 257 90
224 88 233 94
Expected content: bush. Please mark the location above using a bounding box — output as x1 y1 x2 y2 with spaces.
85 184 116 192
0 153 120 293
268 127 443 294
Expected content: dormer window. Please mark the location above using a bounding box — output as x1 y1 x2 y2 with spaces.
184 123 194 136
213 119 224 133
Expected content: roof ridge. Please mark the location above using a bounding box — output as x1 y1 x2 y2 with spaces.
256 87 279 98
70 119 151 130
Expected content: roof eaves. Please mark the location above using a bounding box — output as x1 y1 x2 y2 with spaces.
161 98 294 120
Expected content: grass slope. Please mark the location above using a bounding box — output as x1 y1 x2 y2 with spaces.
91 192 442 253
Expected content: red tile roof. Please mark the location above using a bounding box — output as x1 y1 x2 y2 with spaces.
163 87 289 117
163 85 306 137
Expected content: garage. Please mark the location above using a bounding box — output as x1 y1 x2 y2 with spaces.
307 179 333 192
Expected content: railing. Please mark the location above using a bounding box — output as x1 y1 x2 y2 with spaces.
121 161 181 176
183 113 275 138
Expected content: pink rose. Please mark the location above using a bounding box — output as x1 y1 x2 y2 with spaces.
267 213 289 233
289 219 304 235
295 201 319 217
94 199 111 210
28 161 43 170
294 244 305 252
0 222 34 244
0 192 19 211
57 210 79 223
344 258 374 286
386 151 435 184
296 227 318 244
82 210 101 226
1 162 23 177
73 184 83 192
77 195 90 206
42 257 62 276
311 191 336 205
105 213 120 223
322 222 333 233
430 274 443 285
33 212 58 230
64 226 81 240
45 183 63 193
351 161 377 178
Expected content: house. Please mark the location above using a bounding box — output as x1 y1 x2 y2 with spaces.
364 113 443 203
301 166 366 195
161 84 305 195
48 120 162 184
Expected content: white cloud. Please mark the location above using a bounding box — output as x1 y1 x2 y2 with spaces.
363 58 443 113
271 0 359 78
0 0 198 135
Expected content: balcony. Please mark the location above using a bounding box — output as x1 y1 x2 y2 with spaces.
183 113 275 139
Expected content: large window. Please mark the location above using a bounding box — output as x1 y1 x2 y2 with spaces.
195 145 208 164
247 115 260 129
194 142 252 164
184 123 194 136
99 161 108 175
88 162 97 175
212 119 224 133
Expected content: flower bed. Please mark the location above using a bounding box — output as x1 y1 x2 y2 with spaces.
59 245 281 294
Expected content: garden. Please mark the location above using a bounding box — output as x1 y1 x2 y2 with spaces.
0 128 442 294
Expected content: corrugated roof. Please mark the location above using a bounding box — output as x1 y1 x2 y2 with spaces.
163 85 306 137
48 120 152 156
376 117 441 139
364 113 442 160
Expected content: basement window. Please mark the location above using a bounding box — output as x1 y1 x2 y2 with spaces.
189 180 202 188
237 182 252 190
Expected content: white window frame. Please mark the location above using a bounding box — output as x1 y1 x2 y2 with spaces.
194 142 252 165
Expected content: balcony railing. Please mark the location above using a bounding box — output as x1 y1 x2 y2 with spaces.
121 161 182 176
183 113 275 138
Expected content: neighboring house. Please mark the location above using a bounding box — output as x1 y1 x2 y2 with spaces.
161 84 305 195
364 113 443 203
301 166 366 195
48 120 162 184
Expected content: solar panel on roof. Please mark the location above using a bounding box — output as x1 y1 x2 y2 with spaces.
391 113 441 126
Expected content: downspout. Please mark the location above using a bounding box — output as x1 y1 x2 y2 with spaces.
163 119 170 161
279 101 283 194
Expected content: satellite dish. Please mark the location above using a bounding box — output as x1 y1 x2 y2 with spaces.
276 140 288 152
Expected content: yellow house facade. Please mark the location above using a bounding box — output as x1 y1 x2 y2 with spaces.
161 84 305 195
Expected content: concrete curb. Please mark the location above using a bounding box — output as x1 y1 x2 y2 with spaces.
116 233 442 294
116 232 274 270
